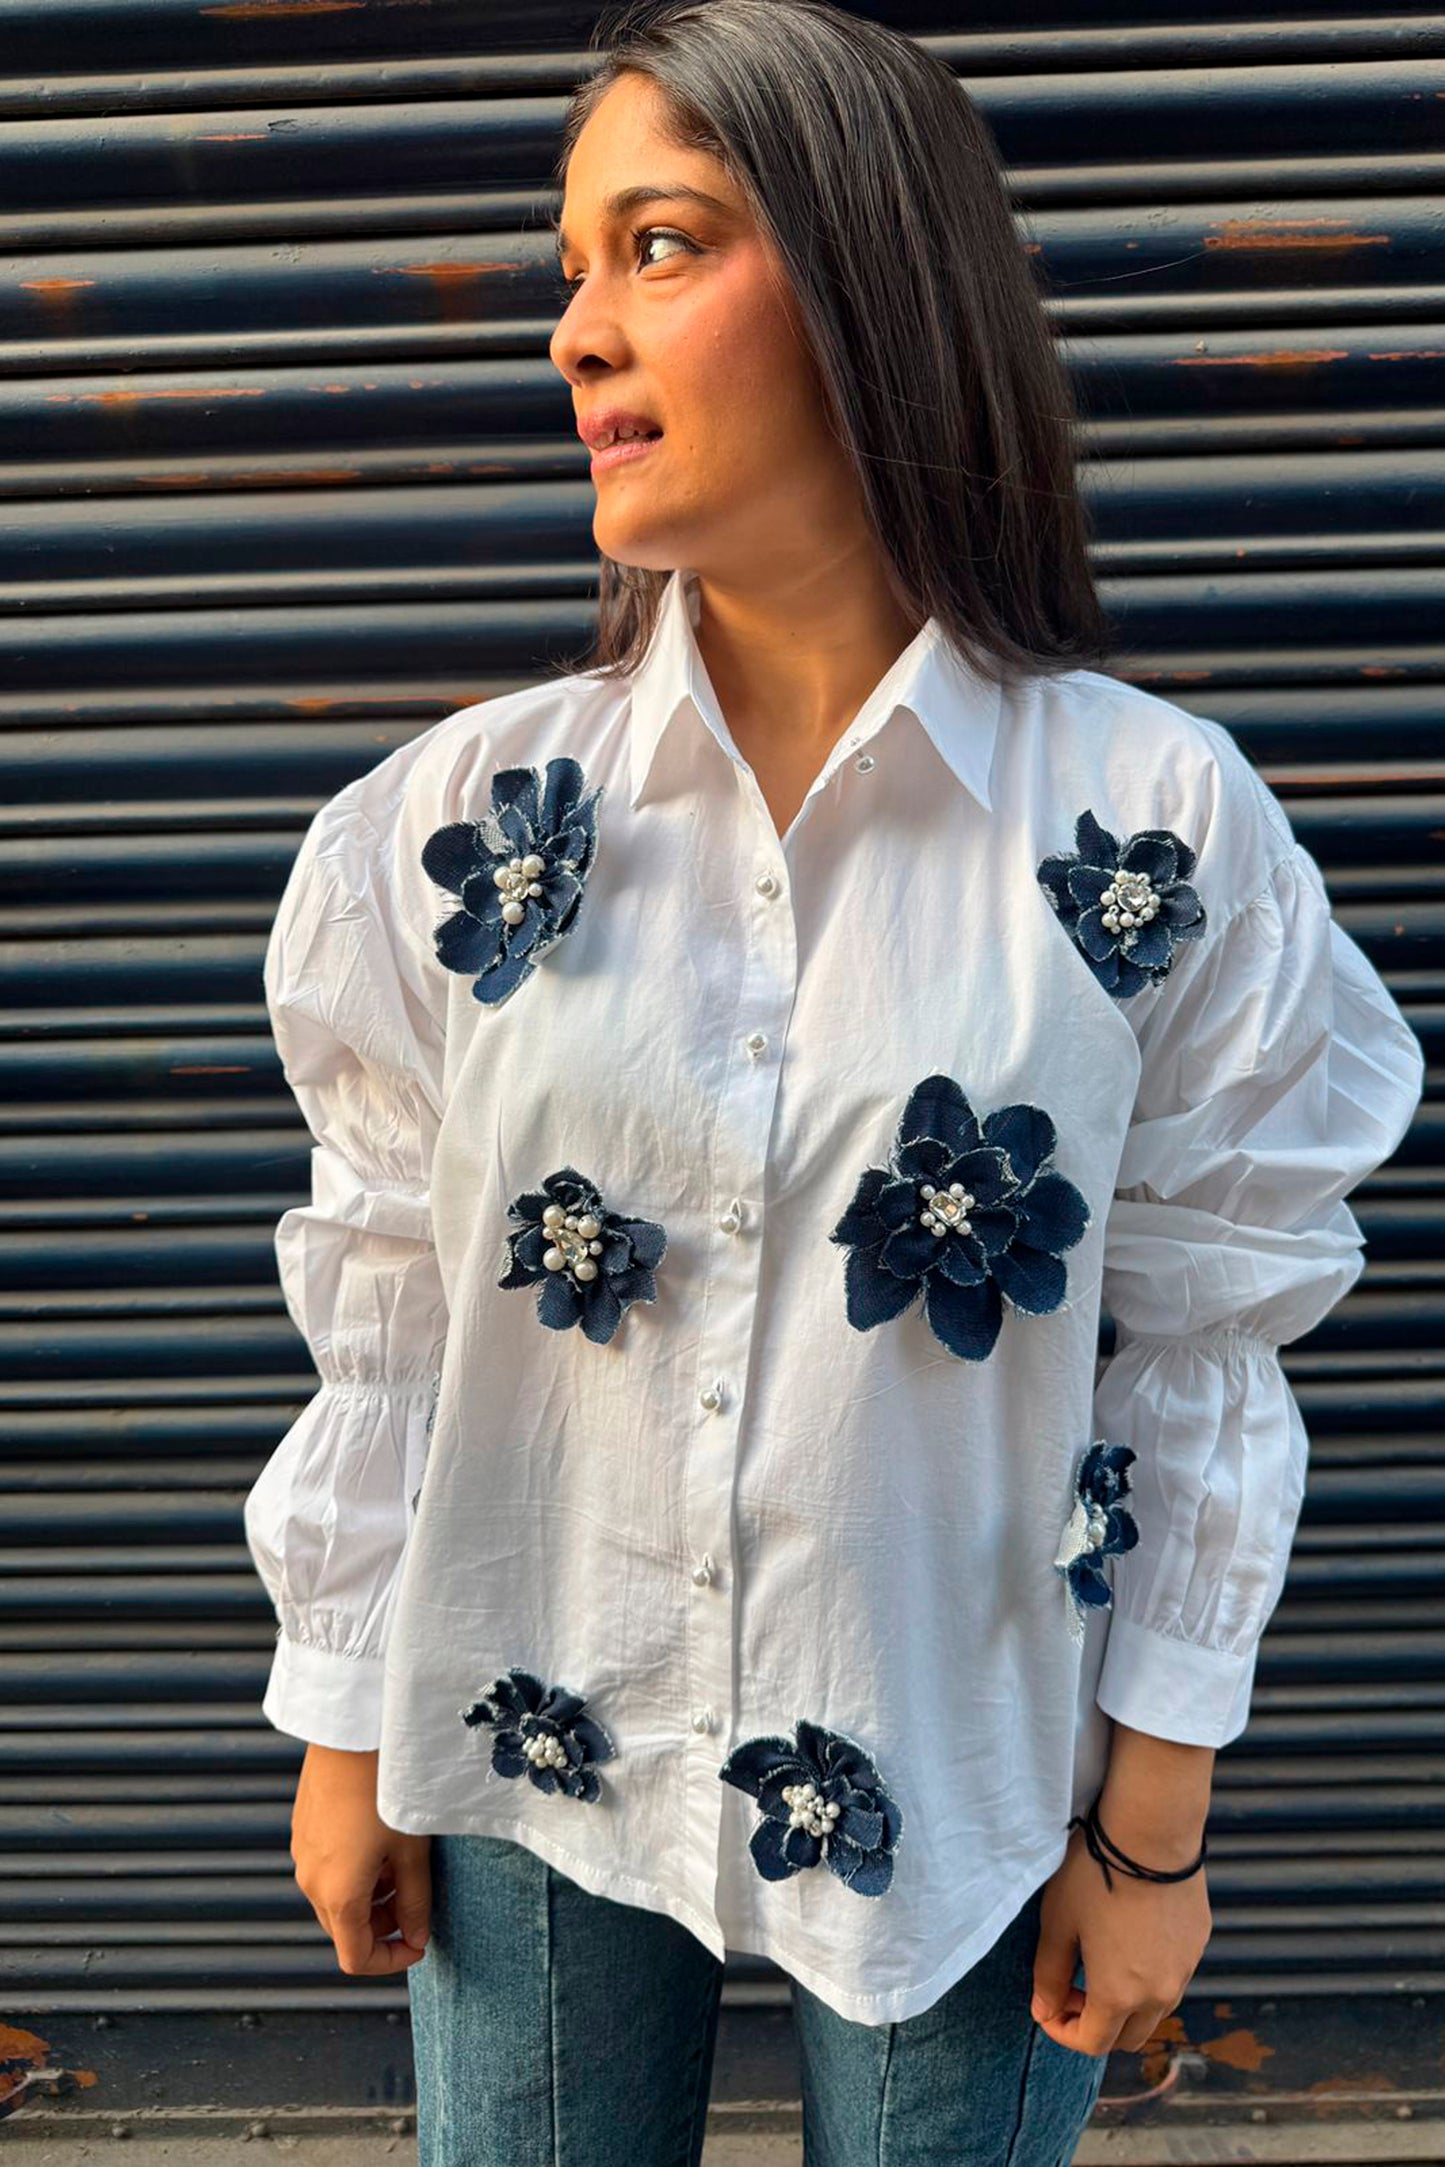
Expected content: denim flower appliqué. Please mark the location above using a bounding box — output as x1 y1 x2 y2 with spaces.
499 1165 666 1346
460 1665 616 1802
1053 1440 1139 1646
421 755 603 1006
719 1719 903 1896
829 1072 1090 1363
1036 808 1206 997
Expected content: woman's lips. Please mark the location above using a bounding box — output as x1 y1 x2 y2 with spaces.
590 432 663 472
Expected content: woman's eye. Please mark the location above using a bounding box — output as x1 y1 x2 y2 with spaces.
559 227 696 293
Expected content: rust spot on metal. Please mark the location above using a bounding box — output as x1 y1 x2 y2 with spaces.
20 278 96 296
198 132 269 142
1203 219 1390 253
1369 347 1445 361
171 1064 251 1076
132 1213 148 1222
230 467 362 485
47 387 266 408
1361 664 1410 677
289 696 338 712
1175 348 1349 370
201 1 363 17
1199 2025 1274 2073
383 262 506 283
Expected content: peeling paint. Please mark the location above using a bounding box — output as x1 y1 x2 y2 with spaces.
1203 218 1391 252
1201 2025 1276 2074
1174 348 1350 369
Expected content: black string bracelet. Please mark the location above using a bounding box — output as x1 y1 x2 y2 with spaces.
1066 1792 1207 1895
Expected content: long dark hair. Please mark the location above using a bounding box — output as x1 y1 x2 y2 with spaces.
549 0 1111 686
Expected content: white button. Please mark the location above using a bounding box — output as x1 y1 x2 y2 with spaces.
691 1555 714 1586
699 1381 723 1411
855 752 876 773
691 1707 716 1734
716 1200 742 1233
744 1031 768 1056
754 871 778 898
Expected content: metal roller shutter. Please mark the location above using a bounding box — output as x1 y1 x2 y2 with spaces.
3 0 1441 2137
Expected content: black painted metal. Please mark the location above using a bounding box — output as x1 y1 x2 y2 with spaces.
0 0 1440 2111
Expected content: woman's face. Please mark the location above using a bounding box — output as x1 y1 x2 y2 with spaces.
549 71 858 583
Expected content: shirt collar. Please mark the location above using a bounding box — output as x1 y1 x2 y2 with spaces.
626 567 1002 815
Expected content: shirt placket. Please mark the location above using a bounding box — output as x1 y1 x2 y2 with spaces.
682 758 800 1910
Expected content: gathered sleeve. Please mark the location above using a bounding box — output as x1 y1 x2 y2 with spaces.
1092 836 1424 1748
243 772 450 1751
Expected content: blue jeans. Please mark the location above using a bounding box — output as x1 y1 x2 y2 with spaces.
408 1831 1107 2166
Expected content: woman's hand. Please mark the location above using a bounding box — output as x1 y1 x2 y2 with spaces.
1031 1719 1216 2056
291 1742 434 1976
1029 1817 1212 2058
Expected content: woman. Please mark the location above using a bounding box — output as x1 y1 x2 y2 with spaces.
244 3 1425 2161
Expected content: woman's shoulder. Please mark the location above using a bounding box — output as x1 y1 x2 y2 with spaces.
308 666 613 854
1026 663 1299 919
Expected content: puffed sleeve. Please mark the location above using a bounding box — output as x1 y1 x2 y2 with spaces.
243 763 449 1752
1092 835 1424 1749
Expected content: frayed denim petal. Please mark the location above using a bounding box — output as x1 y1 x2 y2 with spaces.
894 1135 953 1185
1017 1170 1090 1253
935 1236 990 1288
1119 829 1180 883
991 1242 1067 1315
719 1733 803 1792
896 1073 981 1158
923 1271 1003 1361
876 1174 924 1230
982 1103 1057 1187
843 1242 924 1331
537 1271 584 1330
461 1664 615 1802
434 907 494 978
750 1815 801 1882
880 1220 943 1278
421 821 481 893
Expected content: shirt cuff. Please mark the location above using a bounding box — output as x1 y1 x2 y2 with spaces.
261 1632 386 1751
1095 1610 1257 1748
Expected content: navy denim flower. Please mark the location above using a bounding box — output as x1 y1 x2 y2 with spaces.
499 1165 666 1346
829 1072 1089 1363
421 755 603 1006
1036 808 1205 997
719 1719 903 1896
1053 1440 1139 1646
460 1665 616 1802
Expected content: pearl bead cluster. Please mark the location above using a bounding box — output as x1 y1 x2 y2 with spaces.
494 850 547 928
1082 1499 1111 1552
918 1181 976 1239
542 1201 605 1282
1099 870 1159 946
782 1780 843 1838
522 1725 570 1771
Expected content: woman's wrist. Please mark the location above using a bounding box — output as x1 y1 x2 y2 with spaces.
1096 1720 1215 1870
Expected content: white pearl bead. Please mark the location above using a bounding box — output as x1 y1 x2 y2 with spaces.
521 854 545 878
574 1258 598 1281
493 866 510 889
543 1246 565 1271
502 900 525 925
588 1239 603 1255
543 1204 564 1226
576 1215 599 1240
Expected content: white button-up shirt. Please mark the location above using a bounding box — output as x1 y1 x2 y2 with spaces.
244 565 1424 2025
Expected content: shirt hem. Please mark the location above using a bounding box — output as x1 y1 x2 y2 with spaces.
720 1831 1072 2026
374 1793 729 1965
378 1783 1070 2027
